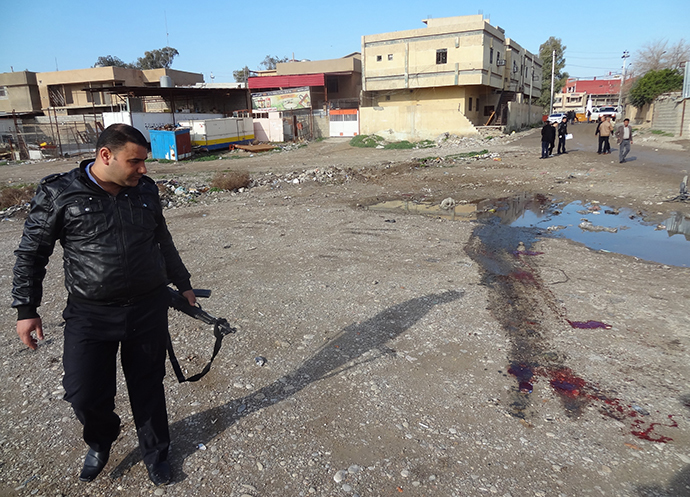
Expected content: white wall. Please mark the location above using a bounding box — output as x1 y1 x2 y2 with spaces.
103 111 223 141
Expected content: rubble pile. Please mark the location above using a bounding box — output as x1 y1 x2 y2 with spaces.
253 166 368 188
418 151 498 167
0 203 30 220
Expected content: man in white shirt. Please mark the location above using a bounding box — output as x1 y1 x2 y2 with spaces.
615 118 633 163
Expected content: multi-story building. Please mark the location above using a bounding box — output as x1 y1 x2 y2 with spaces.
360 15 542 140
554 77 623 114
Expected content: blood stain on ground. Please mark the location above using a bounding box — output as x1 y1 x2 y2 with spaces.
567 319 613 329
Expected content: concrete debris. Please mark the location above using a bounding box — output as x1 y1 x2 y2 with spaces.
578 221 618 233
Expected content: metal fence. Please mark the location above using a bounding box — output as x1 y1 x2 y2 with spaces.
0 115 103 160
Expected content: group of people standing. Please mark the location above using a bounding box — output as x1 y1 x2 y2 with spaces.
541 114 634 163
540 116 570 159
596 115 634 163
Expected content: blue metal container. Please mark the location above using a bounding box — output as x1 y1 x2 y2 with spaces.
149 128 192 161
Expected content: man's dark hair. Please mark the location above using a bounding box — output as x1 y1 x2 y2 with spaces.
624 118 630 122
96 124 148 153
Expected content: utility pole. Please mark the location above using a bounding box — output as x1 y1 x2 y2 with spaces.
617 50 630 110
529 63 533 122
549 50 556 115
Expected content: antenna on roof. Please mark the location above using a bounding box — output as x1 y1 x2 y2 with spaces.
165 11 169 46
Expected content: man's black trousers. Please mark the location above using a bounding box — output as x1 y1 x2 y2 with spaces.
62 287 170 465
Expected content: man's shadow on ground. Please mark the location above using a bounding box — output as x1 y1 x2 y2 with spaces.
110 290 464 481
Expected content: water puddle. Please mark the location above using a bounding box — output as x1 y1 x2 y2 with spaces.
506 198 690 268
367 194 690 267
367 199 479 220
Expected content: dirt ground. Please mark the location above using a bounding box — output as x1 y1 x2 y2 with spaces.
1 124 689 497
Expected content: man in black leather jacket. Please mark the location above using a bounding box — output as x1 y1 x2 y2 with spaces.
12 124 195 486
557 116 568 155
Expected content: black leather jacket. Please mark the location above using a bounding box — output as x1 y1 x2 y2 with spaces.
558 121 568 137
12 159 191 319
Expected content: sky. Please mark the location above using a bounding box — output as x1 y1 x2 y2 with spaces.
1 0 688 83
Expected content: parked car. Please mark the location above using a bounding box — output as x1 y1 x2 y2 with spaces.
547 113 567 124
590 106 622 122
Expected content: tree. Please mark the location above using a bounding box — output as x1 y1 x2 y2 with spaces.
537 37 569 109
635 39 690 75
233 66 254 83
93 55 134 69
259 55 290 71
627 68 683 108
135 47 179 70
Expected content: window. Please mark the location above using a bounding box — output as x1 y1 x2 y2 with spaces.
388 54 393 61
489 48 494 64
436 49 447 64
327 76 339 94
0 86 7 99
496 52 501 65
468 97 473 112
376 55 382 62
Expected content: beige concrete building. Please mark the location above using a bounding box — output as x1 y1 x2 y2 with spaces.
35 67 204 115
361 15 542 139
0 71 42 115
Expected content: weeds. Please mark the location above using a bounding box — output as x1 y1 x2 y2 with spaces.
651 130 674 137
417 140 436 148
210 171 251 191
191 155 222 162
350 135 385 148
383 140 415 150
0 184 36 209
444 149 489 159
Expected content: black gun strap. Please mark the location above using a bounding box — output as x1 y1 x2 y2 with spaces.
167 319 229 383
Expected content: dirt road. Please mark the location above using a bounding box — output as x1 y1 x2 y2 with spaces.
1 126 688 497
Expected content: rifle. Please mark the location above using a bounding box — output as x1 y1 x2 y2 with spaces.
167 288 236 383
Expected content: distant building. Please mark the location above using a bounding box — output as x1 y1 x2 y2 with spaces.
360 15 543 140
0 71 42 115
0 66 205 157
248 53 361 110
247 53 362 139
555 77 623 113
35 67 204 115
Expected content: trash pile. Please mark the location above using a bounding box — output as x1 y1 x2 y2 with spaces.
0 203 30 220
152 124 179 131
418 151 498 167
156 179 215 208
252 166 368 188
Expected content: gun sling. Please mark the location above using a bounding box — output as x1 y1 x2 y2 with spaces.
167 288 235 383
167 318 230 383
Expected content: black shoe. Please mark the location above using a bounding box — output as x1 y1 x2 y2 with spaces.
79 448 110 482
146 461 172 486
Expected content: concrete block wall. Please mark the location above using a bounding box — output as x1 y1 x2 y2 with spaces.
651 92 683 135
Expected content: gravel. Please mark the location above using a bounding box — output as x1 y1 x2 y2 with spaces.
0 127 689 496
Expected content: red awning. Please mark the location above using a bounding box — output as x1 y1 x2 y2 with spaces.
248 73 326 89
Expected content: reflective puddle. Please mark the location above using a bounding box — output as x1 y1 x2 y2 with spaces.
367 194 690 267
366 199 479 220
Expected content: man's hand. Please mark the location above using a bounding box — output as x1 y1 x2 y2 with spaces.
17 318 44 350
182 289 197 307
